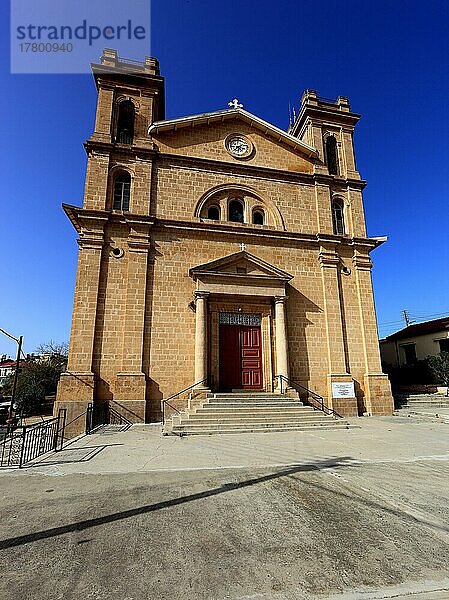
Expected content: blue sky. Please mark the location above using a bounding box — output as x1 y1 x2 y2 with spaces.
1 0 448 356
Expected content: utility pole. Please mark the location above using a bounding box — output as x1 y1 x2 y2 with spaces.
402 309 411 327
9 335 23 421
0 328 23 423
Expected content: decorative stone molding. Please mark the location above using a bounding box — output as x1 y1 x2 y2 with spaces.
352 250 373 271
193 183 286 231
128 225 151 253
77 228 105 250
319 246 340 268
194 291 210 301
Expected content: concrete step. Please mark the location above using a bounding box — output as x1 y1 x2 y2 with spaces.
183 414 332 425
396 394 448 401
203 402 305 409
210 392 286 397
207 396 296 402
403 397 449 401
192 405 314 416
170 422 352 435
164 391 345 437
400 402 449 409
175 416 339 429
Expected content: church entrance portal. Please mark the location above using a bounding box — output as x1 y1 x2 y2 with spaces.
218 313 263 391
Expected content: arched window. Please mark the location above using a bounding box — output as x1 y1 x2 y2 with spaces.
332 199 345 235
252 209 265 225
229 199 244 223
113 172 131 211
207 206 220 220
325 135 338 175
116 100 135 145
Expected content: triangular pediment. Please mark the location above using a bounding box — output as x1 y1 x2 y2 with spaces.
189 251 293 282
148 107 317 159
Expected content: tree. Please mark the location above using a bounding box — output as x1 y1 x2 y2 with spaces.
426 352 449 395
35 340 69 370
1 340 68 415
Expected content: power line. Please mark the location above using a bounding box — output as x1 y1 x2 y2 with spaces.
402 309 413 327
410 311 449 321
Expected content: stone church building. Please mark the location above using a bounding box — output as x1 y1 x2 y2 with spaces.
55 49 393 434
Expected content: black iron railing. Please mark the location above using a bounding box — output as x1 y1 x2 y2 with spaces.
85 402 108 434
161 378 207 425
0 408 66 468
109 406 132 428
277 375 343 418
86 403 132 434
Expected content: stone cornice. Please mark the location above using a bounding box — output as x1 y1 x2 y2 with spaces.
156 218 381 252
155 153 366 190
62 203 155 234
81 141 366 190
84 139 158 158
293 105 361 135
63 204 383 254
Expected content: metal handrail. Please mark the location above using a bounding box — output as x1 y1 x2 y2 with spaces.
161 378 207 424
277 375 343 418
0 408 66 468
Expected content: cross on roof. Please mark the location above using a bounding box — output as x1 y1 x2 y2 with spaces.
239 242 246 251
228 98 243 109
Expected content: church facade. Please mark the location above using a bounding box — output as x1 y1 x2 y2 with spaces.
55 49 393 434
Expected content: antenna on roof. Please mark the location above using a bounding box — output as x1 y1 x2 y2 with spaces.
292 104 297 122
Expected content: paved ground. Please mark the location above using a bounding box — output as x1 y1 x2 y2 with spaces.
395 407 449 424
1 416 448 600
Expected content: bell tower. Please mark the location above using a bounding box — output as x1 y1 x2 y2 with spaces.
56 49 165 435
289 89 361 180
90 47 164 146
289 90 367 239
82 48 165 214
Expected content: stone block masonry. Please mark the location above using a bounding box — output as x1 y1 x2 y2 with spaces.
54 49 393 436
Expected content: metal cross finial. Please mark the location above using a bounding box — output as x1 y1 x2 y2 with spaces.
239 242 246 251
228 98 243 109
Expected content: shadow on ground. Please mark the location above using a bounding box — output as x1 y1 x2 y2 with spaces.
0 456 353 550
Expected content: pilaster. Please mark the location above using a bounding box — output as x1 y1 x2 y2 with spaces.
83 148 110 211
67 227 106 373
91 84 114 143
319 243 358 415
319 244 348 374
274 296 290 385
55 224 106 436
194 291 210 387
114 222 151 416
353 248 394 415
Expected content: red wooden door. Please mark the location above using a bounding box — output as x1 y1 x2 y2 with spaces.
240 327 263 389
219 325 263 390
219 325 241 390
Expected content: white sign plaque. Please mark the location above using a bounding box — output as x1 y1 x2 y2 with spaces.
332 382 355 398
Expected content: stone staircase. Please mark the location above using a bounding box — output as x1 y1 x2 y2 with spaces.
163 391 352 436
395 392 449 411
